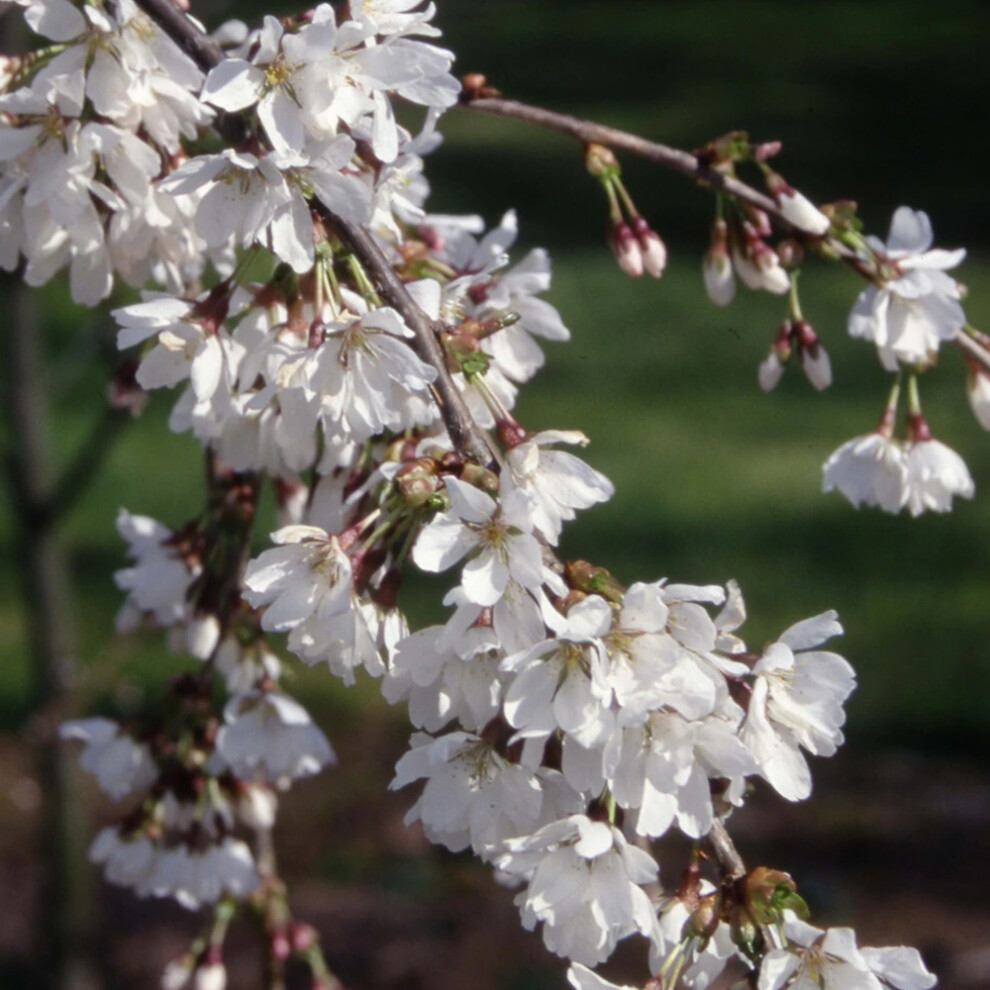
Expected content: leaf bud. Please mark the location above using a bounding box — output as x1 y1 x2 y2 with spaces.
743 866 800 924
459 463 499 496
584 142 620 180
686 893 721 941
564 560 625 603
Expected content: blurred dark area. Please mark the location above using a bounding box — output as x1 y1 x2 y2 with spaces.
1 2 989 989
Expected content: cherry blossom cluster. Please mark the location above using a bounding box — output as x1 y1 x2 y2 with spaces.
3 0 958 987
675 134 980 516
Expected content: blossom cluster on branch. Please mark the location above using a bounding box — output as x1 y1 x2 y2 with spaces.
2 0 976 987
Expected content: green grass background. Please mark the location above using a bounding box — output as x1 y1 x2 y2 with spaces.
2 0 989 750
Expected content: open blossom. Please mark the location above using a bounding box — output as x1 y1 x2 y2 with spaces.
412 475 544 606
60 718 156 800
742 611 855 801
242 525 361 668
216 690 336 782
90 827 258 910
497 814 658 966
610 708 756 838
849 206 966 369
759 914 936 990
903 436 974 516
501 594 616 765
114 510 200 630
822 432 907 513
391 731 545 854
504 430 614 544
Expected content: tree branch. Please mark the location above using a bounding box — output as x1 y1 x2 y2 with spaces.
704 818 746 882
462 93 990 376
461 96 784 227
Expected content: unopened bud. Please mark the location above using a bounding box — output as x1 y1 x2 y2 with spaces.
193 953 226 990
966 363 990 431
237 784 278 830
496 417 529 449
291 922 318 953
758 350 785 392
793 321 832 391
752 140 782 162
460 72 500 101
686 893 721 941
744 207 772 239
458 464 499 496
162 955 195 990
732 235 789 295
109 359 149 416
703 219 735 306
271 930 291 961
631 216 666 278
609 221 644 277
398 470 440 507
765 170 831 236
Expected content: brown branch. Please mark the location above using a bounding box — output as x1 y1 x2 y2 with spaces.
463 95 990 377
134 0 224 69
325 213 497 467
704 817 747 881
461 96 785 227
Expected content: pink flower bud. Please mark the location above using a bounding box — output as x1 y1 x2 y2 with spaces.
703 219 735 306
631 216 666 278
609 221 644 277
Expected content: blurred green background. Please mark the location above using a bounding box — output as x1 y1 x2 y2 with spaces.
3 0 988 744
1 3 990 987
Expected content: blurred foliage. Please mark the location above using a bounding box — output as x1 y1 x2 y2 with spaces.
1 0 988 756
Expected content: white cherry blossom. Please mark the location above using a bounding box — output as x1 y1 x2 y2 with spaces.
822 432 908 513
496 814 658 967
759 914 936 990
849 206 966 369
412 475 544 606
903 436 974 516
742 611 855 801
216 690 336 782
60 718 157 801
504 430 613 544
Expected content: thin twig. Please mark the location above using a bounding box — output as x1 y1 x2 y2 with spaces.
462 97 783 225
462 94 990 376
704 818 747 881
